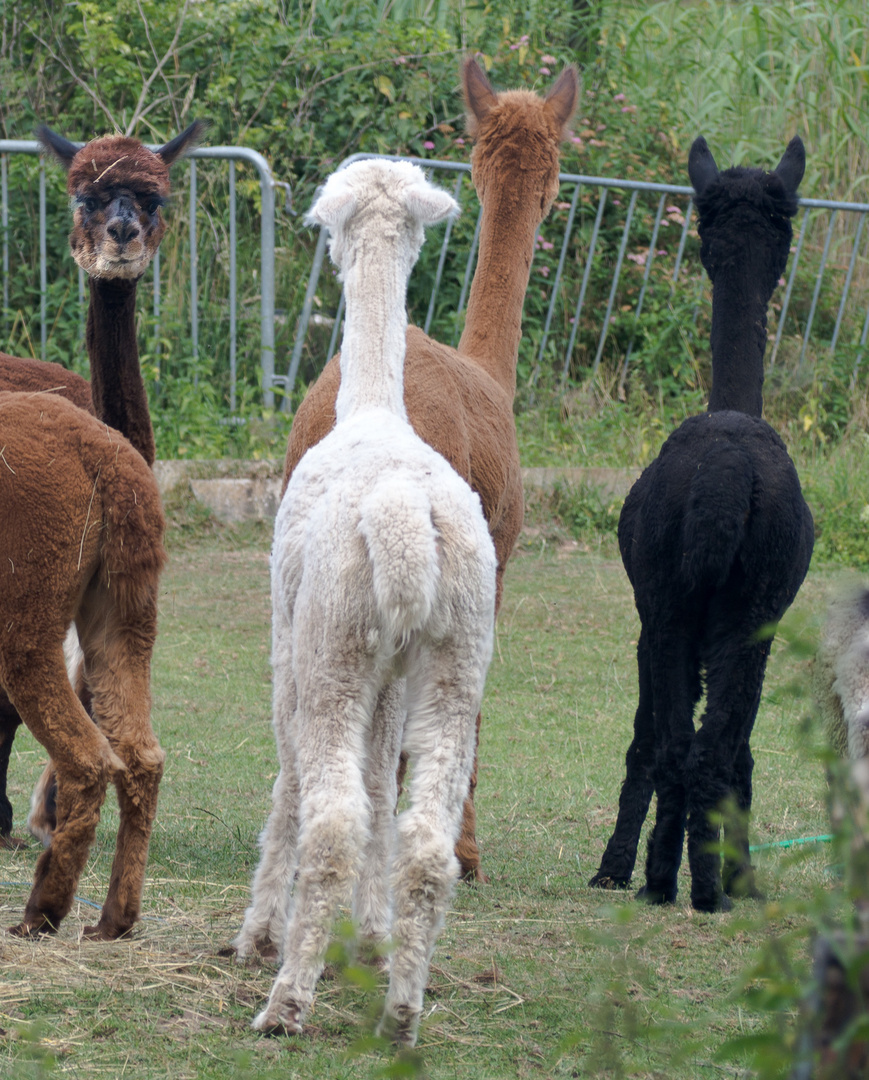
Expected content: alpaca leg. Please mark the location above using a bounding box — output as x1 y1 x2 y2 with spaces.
28 637 90 846
453 562 504 886
236 612 301 961
2 648 121 935
455 710 487 883
252 738 370 1034
235 763 301 962
0 695 24 848
590 630 655 889
689 639 771 911
252 633 375 1035
378 643 481 1047
355 681 404 952
75 587 163 940
721 734 763 900
639 631 701 905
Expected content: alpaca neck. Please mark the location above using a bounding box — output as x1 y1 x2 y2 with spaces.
707 275 768 418
335 250 411 424
457 184 540 395
86 276 156 467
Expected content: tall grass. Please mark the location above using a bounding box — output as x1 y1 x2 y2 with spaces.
602 0 869 201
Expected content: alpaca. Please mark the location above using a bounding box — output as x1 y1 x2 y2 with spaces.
0 122 201 848
588 135 814 912
0 390 166 938
235 159 496 1047
813 585 869 760
281 58 577 882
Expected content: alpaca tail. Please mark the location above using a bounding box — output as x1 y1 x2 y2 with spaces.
681 444 753 591
358 476 440 646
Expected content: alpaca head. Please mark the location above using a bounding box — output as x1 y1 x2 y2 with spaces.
688 135 805 303
306 159 458 279
462 58 577 218
38 121 205 280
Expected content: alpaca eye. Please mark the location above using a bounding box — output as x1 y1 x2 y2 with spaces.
145 199 161 215
83 197 98 213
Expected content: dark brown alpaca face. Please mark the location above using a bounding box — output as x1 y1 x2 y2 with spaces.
38 122 205 281
70 184 167 279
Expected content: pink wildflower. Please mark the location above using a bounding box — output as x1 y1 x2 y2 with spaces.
541 54 557 64
455 137 465 146
539 67 551 76
423 141 435 150
613 93 626 102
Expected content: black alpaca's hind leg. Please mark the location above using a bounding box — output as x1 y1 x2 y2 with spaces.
0 696 25 848
685 641 770 912
590 632 655 889
638 637 700 905
721 649 770 900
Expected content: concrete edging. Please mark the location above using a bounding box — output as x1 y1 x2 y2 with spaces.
153 460 640 524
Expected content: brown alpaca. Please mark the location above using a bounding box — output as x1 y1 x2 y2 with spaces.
0 123 201 849
0 391 166 939
282 59 577 881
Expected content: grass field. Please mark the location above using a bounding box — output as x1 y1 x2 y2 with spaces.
0 523 848 1079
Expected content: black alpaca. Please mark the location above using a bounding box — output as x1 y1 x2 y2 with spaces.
589 135 814 913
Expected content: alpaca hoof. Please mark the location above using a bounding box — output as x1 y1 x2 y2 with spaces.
636 884 676 906
233 935 280 965
691 892 733 914
252 1000 304 1036
723 871 764 901
460 862 490 885
589 871 632 890
377 1004 420 1047
0 834 29 851
7 918 56 938
83 917 136 941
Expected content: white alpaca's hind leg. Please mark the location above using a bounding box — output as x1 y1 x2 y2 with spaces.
252 755 370 1033
354 680 404 954
252 640 376 1034
235 614 300 961
378 642 483 1047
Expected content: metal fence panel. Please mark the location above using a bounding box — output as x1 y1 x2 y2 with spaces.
288 153 869 402
0 140 280 407
3 142 868 413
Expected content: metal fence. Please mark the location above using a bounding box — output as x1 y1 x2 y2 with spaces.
3 142 869 413
288 152 869 405
0 139 287 409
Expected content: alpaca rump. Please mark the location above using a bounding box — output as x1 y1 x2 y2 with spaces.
235 160 496 1047
0 392 166 938
282 58 577 881
590 136 813 914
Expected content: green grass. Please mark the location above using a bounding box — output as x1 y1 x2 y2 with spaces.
0 522 845 1079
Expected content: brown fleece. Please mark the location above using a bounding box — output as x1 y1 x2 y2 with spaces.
283 60 578 881
0 392 166 939
0 354 94 415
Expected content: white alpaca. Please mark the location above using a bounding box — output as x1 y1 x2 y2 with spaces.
234 159 497 1047
813 585 869 759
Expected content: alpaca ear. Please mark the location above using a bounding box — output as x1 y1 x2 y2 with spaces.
156 120 207 167
404 184 460 227
463 57 498 135
305 188 357 230
774 135 806 196
688 136 719 196
37 126 80 172
544 66 579 135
